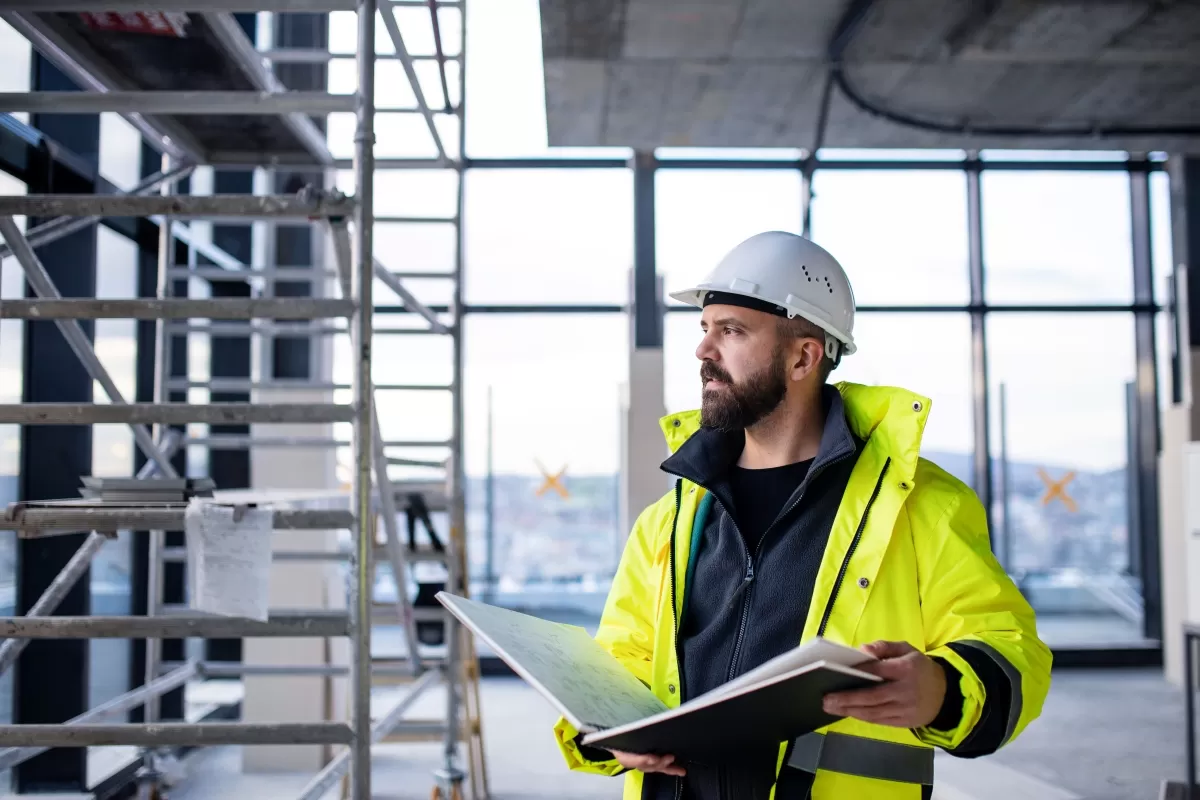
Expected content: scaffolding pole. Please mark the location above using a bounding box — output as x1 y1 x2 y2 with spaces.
0 661 201 773
0 193 355 219
0 91 356 115
296 668 442 800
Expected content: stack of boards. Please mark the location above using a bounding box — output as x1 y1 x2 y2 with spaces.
436 592 882 763
79 477 215 503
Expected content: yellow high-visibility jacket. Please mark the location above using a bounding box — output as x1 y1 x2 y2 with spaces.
552 382 1052 799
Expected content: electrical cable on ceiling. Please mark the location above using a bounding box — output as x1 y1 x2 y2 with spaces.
828 0 1200 138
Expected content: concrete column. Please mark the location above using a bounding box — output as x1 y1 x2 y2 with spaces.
619 152 671 542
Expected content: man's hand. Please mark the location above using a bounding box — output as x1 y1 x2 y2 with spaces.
610 750 686 777
822 640 947 728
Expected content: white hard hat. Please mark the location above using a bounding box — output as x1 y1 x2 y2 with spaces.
670 231 857 359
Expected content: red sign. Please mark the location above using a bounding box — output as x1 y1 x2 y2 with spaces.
80 12 189 37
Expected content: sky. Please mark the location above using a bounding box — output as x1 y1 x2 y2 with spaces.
0 7 1179 484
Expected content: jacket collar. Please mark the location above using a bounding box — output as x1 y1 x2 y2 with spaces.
658 382 932 485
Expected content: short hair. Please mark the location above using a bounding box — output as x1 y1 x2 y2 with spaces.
776 315 837 383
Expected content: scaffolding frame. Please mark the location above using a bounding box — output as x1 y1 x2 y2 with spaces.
0 1 483 798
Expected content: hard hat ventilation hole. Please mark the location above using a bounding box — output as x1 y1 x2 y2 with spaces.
802 265 812 282
824 276 833 294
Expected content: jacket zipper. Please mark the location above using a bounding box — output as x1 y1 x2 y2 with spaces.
723 450 853 683
816 458 891 638
667 480 685 800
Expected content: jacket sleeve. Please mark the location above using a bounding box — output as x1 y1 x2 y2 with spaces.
552 498 665 774
912 484 1053 757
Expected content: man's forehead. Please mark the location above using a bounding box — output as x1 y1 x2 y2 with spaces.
701 303 772 326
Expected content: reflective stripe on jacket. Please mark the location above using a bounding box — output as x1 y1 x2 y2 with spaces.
551 382 1053 800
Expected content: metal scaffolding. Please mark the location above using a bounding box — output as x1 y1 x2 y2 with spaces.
0 1 482 799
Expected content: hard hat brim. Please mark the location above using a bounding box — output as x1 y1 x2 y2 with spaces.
669 285 857 355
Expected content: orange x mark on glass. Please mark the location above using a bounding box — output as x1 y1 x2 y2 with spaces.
1037 468 1078 513
535 460 569 499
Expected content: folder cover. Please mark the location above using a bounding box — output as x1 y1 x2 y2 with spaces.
436 592 881 763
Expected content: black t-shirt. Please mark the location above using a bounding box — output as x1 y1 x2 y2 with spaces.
727 459 814 554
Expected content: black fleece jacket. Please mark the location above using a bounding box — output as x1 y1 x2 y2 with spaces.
639 386 962 800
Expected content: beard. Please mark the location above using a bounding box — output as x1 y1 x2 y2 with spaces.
699 347 788 433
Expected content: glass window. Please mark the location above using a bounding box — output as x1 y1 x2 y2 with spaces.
1150 170 1175 305
988 313 1141 646
464 169 633 305
658 170 802 306
90 228 139 711
99 113 143 190
808 170 969 307
0 20 31 126
664 310 974 486
463 314 626 625
982 172 1133 305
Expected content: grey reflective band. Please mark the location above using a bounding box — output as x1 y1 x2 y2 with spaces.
786 732 934 785
957 639 1024 746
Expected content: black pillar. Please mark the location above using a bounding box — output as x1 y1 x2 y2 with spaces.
14 54 99 794
129 141 190 722
631 151 661 349
272 11 328 382
1129 163 1162 642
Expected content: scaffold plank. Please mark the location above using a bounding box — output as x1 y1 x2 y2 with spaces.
0 193 355 219
0 403 354 425
0 611 349 639
0 298 354 320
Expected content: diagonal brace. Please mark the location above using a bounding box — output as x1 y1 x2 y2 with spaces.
379 1 449 162
0 217 178 478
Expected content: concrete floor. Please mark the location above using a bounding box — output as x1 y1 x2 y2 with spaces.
165 669 1186 800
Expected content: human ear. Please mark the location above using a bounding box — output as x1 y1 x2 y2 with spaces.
789 338 825 382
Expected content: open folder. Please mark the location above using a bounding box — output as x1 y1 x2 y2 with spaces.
436 592 882 762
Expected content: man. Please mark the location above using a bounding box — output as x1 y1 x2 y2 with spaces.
553 231 1052 799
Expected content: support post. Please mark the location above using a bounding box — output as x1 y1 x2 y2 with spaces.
966 158 994 545
350 1 378 796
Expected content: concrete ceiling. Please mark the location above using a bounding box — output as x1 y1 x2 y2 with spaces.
538 0 1200 151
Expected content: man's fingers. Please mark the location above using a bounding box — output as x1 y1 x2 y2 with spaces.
861 640 917 660
824 680 907 713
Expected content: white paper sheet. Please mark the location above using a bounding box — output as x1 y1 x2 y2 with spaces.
185 500 274 621
438 593 667 732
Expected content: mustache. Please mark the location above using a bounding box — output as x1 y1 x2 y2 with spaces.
700 362 732 385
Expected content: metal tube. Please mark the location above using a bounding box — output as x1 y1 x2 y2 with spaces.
6 509 355 537
168 266 337 280
0 298 354 320
374 263 450 333
378 0 449 162
0 533 107 678
0 194 355 219
0 216 179 479
0 162 195 262
1188 630 1196 800
1 0 360 8
0 91 355 115
444 0 470 781
264 49 458 64
351 2 378 795
0 403 355 425
0 612 350 639
296 669 441 800
0 661 199 772
0 722 352 748
165 322 346 336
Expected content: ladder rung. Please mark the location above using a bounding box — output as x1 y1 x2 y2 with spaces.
0 299 354 320
389 272 456 280
0 722 352 748
168 379 342 391
167 322 344 336
0 0 365 10
169 266 337 281
0 403 353 425
0 611 349 639
0 194 355 219
375 216 458 224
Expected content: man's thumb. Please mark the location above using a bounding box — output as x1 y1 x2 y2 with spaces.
861 640 916 660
